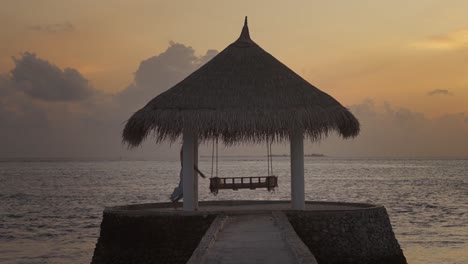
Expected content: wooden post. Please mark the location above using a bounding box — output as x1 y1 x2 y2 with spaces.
183 128 196 211
290 129 305 210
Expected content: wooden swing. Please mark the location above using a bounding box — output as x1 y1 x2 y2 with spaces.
209 138 278 194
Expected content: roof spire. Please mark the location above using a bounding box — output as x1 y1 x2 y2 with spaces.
238 16 251 41
233 16 257 47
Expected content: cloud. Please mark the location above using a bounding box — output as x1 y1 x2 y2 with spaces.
10 52 95 101
427 89 453 96
412 29 468 50
0 72 50 132
313 99 468 157
1 42 467 158
117 42 218 111
0 43 218 157
0 74 14 97
133 41 217 89
27 22 75 33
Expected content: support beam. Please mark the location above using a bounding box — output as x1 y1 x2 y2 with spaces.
183 128 196 211
193 134 199 211
290 130 305 210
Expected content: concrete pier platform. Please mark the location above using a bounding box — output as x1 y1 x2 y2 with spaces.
91 200 407 264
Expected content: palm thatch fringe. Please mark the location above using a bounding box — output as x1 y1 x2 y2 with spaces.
123 106 359 146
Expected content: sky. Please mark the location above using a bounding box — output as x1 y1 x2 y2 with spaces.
0 0 467 158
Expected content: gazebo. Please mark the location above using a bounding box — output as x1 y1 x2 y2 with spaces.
123 17 360 211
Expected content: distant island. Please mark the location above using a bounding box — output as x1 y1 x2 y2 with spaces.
306 153 325 157
200 154 325 158
271 153 325 157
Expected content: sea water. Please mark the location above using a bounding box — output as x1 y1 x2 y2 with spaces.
1 157 467 264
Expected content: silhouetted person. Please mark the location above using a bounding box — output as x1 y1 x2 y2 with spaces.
170 146 205 202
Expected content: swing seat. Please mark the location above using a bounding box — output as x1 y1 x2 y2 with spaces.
210 176 278 194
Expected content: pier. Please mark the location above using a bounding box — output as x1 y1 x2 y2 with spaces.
91 201 406 264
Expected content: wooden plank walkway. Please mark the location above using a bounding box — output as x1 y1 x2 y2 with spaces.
190 212 317 264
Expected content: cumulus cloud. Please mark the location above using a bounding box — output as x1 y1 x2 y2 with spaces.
412 29 468 50
312 99 468 157
10 52 95 101
27 22 75 33
0 74 14 97
0 43 218 157
0 52 102 157
0 72 50 137
427 89 453 96
117 42 218 111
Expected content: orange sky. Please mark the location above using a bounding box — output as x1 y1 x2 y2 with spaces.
1 0 468 117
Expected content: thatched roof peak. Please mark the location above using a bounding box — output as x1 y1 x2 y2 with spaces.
122 17 360 146
234 16 256 47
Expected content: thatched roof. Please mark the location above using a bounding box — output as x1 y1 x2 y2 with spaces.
123 17 359 146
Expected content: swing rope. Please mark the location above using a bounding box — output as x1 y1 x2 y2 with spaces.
210 137 219 178
269 138 273 175
215 138 219 178
210 139 215 178
266 136 273 176
267 137 270 176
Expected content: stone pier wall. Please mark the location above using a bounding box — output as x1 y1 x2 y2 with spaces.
91 201 406 264
91 205 215 264
287 206 406 264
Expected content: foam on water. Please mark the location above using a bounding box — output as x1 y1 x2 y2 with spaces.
0 158 467 264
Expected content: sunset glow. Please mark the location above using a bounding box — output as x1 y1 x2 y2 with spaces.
1 0 467 157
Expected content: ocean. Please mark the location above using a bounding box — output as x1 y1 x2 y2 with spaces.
1 157 467 264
